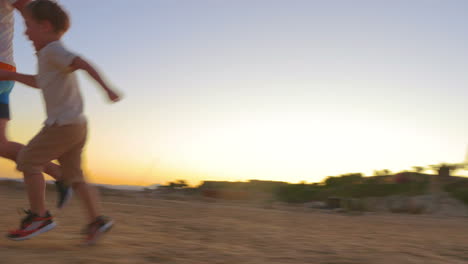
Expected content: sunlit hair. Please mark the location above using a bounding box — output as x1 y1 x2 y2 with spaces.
26 0 70 34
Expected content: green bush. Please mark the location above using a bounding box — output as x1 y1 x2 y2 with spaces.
274 184 321 203
445 180 468 205
274 178 429 203
324 173 363 187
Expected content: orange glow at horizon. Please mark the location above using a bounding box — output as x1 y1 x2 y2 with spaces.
4 113 468 188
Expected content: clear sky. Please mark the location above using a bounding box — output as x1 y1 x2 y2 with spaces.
4 0 468 186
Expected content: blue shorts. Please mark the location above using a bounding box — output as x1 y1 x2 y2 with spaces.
0 80 14 119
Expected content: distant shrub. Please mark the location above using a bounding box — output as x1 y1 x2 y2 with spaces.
342 182 428 198
199 180 287 193
274 184 321 203
274 176 429 203
324 173 363 187
167 180 188 189
445 180 468 205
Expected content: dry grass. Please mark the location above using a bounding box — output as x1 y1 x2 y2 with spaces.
1 184 468 264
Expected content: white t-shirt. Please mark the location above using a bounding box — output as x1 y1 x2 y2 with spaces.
37 41 86 125
0 0 18 67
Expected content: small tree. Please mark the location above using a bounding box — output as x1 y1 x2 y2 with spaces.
373 169 392 176
412 166 425 173
168 179 188 189
428 163 462 177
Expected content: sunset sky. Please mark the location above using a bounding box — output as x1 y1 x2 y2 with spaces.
3 0 468 186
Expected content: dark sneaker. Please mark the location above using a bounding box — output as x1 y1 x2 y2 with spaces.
55 181 73 209
7 210 56 241
83 216 114 245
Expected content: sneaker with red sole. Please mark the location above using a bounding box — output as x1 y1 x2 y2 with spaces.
83 216 113 245
7 210 56 241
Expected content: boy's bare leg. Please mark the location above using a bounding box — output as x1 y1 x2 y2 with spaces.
43 162 62 180
72 182 100 222
23 172 47 216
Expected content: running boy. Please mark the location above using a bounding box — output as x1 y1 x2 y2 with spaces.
0 0 71 209
0 0 120 244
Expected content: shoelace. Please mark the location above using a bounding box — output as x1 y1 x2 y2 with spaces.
18 209 36 228
8 209 35 234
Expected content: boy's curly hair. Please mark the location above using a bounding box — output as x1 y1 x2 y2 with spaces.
26 0 70 34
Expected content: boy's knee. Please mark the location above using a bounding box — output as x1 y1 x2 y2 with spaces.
16 148 26 170
16 149 41 175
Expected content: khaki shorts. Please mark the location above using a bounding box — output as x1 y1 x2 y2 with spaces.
17 122 88 184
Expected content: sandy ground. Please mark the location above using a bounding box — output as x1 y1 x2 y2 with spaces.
1 186 468 264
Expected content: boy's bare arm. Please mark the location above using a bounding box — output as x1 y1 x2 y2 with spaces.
0 70 38 88
70 57 121 102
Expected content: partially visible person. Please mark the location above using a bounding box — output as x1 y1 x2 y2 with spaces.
0 0 71 208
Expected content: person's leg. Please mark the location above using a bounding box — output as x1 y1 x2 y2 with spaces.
16 126 69 215
56 123 113 245
7 127 60 241
58 123 101 222
60 124 113 245
58 158 100 222
23 171 47 216
72 182 101 222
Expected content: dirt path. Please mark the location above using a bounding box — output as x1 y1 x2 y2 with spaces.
1 189 468 264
